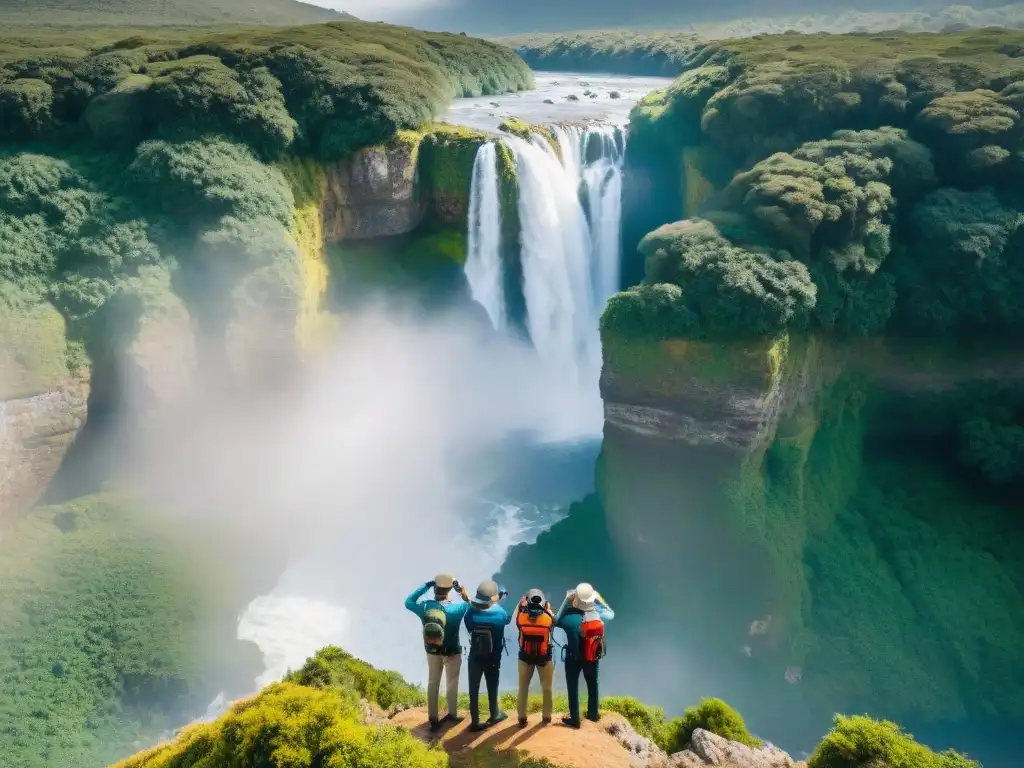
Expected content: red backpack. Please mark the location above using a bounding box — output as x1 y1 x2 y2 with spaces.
579 610 606 662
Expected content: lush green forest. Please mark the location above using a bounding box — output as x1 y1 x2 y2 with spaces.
0 0 352 27
606 27 1024 350
0 494 266 767
0 20 531 362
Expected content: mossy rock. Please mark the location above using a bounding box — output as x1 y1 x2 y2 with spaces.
0 294 78 399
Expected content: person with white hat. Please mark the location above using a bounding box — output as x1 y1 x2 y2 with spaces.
463 579 513 731
554 582 615 728
405 572 471 731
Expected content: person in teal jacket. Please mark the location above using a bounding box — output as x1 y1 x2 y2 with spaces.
463 579 513 731
554 582 614 728
405 573 471 731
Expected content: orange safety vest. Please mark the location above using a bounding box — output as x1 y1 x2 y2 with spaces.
516 597 554 663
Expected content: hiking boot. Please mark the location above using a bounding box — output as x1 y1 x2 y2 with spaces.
443 713 465 725
490 712 508 726
561 716 581 729
586 713 600 722
541 716 552 725
469 721 489 732
518 717 528 728
428 718 443 732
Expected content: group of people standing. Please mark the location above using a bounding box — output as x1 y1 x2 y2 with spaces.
405 574 615 732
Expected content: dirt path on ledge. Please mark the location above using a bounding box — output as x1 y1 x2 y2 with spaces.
391 707 637 768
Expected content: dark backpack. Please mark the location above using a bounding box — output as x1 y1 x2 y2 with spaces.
470 625 495 658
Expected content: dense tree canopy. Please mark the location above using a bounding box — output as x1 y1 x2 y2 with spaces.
609 28 1024 347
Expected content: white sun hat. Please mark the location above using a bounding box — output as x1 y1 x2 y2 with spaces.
573 582 597 612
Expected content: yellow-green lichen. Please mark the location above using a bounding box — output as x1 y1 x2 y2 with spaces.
277 156 337 357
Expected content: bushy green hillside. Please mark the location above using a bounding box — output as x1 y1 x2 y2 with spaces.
0 494 262 768
109 645 979 768
0 21 531 361
0 0 352 27
499 6 1024 76
608 27 1024 349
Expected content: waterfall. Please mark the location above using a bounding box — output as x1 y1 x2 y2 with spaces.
464 142 506 330
464 123 626 391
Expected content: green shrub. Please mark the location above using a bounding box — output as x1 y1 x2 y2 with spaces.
891 186 1024 336
630 218 816 340
660 698 762 754
128 136 294 229
111 682 447 768
809 715 978 768
146 57 295 158
0 78 54 138
287 646 426 712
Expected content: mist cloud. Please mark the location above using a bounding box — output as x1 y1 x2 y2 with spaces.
106 300 600 685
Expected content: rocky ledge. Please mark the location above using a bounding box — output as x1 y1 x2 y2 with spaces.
323 136 426 241
606 719 806 768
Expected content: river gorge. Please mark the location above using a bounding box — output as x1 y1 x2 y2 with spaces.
1 21 1022 768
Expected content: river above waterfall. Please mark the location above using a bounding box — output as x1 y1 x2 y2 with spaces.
441 71 676 131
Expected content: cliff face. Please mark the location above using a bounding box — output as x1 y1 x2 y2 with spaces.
323 134 427 242
0 303 89 536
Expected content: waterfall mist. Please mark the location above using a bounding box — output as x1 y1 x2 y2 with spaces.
106 301 600 692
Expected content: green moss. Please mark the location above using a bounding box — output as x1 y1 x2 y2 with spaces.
0 291 75 399
419 123 489 224
498 117 557 151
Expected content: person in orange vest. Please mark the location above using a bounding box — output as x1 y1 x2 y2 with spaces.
514 588 557 727
554 582 614 728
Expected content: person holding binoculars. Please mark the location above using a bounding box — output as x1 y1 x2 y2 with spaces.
404 572 472 731
463 579 513 731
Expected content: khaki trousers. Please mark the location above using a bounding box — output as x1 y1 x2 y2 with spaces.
517 659 554 720
426 653 462 721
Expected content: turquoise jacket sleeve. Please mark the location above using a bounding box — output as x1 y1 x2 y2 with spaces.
452 602 470 623
596 604 615 621
405 582 431 618
554 596 570 625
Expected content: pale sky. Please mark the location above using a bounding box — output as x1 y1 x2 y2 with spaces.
308 0 453 23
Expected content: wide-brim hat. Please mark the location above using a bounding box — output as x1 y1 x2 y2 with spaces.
572 582 596 612
434 573 455 590
473 579 499 607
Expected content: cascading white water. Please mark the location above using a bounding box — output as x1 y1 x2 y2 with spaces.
464 124 626 392
502 133 597 387
573 125 626 311
464 142 506 330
